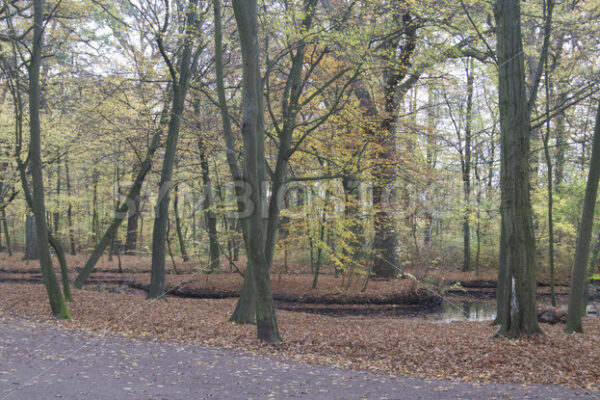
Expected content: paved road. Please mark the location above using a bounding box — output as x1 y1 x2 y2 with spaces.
0 314 595 400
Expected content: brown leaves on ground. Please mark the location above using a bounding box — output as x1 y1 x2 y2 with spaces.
0 282 598 391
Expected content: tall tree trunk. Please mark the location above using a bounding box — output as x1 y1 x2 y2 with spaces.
312 201 327 289
543 62 556 307
173 183 190 262
27 0 70 318
65 158 76 255
214 0 256 324
148 0 199 299
461 60 474 272
228 0 281 342
494 0 541 337
91 170 99 245
371 11 417 279
18 154 72 301
2 209 11 256
25 214 38 260
124 194 140 253
474 151 482 276
554 91 568 188
53 160 60 234
565 102 600 333
198 134 220 270
342 176 362 279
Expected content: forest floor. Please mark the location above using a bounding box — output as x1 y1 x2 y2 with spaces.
1 313 595 400
1 253 599 395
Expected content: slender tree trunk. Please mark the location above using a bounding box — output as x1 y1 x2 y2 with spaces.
554 91 568 188
65 159 76 255
124 194 140 253
73 107 167 288
195 101 220 270
461 60 474 272
18 153 72 302
148 0 199 299
565 102 600 333
173 183 190 262
53 161 60 234
27 0 70 318
543 61 556 307
342 176 362 278
312 206 326 289
494 0 541 337
2 209 11 256
91 171 99 245
214 0 255 324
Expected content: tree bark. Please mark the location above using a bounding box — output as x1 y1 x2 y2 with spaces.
494 0 542 337
543 59 557 307
2 209 11 256
229 0 281 342
65 158 76 255
124 194 140 253
173 183 189 262
565 101 600 333
27 0 70 318
461 60 474 272
370 10 417 278
198 136 220 270
24 214 38 260
148 0 199 299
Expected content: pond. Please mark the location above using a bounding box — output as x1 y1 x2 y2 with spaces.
275 295 600 322
437 297 600 323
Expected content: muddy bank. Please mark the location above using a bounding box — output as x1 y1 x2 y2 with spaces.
128 282 443 306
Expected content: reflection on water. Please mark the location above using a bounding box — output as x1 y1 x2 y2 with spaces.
439 301 497 322
439 299 600 323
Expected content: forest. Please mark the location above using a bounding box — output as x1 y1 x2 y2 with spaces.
1 0 600 396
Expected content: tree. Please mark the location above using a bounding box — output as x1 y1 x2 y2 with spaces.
494 0 543 337
565 101 600 333
73 91 170 289
148 0 204 299
219 0 281 342
194 97 220 270
27 0 71 318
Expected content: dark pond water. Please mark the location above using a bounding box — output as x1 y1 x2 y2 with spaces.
438 297 600 323
276 295 600 322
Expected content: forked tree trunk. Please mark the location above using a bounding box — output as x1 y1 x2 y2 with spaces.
18 154 72 301
27 0 70 319
494 0 541 337
228 0 281 342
